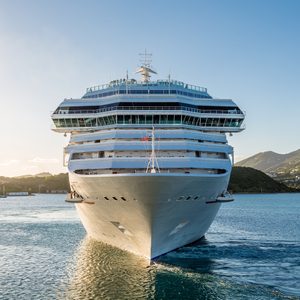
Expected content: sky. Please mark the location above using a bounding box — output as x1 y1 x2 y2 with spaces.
0 0 300 177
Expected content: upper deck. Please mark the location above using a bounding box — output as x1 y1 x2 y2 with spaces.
82 79 212 100
51 71 245 133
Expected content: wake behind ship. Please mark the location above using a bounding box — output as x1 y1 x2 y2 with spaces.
51 57 245 259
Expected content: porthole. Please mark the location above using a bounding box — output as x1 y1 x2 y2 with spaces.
104 196 109 200
121 197 126 201
112 197 118 200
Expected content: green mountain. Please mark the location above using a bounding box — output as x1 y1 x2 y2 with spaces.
228 167 294 193
236 149 300 188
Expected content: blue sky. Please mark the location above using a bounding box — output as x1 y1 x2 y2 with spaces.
0 0 299 176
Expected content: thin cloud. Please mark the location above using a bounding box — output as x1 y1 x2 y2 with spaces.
0 159 20 167
21 165 39 172
29 157 59 164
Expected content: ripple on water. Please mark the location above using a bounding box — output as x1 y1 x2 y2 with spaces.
56 237 299 300
62 238 152 300
1 194 300 299
155 237 300 299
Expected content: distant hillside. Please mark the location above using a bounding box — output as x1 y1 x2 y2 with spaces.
236 151 285 172
236 149 300 188
0 168 295 195
228 167 294 193
0 173 70 194
16 172 52 179
236 149 300 173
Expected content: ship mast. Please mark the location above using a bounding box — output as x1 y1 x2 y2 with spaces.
146 127 160 173
136 49 157 83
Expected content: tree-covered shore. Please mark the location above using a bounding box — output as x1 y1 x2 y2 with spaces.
228 167 297 193
0 167 298 195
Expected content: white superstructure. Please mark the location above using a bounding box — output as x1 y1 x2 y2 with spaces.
51 59 245 259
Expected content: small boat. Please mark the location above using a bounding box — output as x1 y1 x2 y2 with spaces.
65 193 95 205
206 191 234 204
65 192 84 203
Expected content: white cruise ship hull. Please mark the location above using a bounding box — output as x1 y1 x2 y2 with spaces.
70 172 230 259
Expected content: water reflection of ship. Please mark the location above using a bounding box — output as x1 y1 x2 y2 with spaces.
62 237 217 299
63 237 153 299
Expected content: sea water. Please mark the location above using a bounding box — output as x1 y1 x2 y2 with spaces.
0 193 299 299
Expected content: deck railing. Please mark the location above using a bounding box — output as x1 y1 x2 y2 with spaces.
86 79 207 94
54 106 244 116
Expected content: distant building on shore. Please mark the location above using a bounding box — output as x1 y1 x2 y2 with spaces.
49 190 68 194
7 192 30 196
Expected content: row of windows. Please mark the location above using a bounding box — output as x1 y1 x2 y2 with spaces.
53 115 243 128
56 106 241 116
73 138 225 145
82 89 212 99
55 103 242 115
71 151 227 160
74 168 226 175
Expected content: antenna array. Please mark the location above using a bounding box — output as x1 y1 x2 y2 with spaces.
139 49 152 67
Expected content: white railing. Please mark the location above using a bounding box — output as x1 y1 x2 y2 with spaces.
86 79 207 94
53 106 244 116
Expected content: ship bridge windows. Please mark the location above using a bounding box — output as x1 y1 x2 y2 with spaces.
53 115 243 129
54 103 242 115
116 115 181 125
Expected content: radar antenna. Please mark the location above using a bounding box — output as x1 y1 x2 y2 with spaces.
136 49 157 82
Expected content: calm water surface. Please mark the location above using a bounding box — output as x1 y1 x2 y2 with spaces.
0 193 299 299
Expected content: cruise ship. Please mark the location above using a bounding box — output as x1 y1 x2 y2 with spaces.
51 58 245 259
